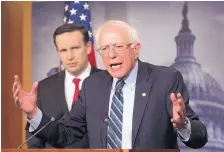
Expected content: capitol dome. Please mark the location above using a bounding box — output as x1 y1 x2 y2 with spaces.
171 59 224 106
170 2 224 152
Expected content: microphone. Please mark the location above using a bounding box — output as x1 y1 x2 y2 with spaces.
17 112 64 149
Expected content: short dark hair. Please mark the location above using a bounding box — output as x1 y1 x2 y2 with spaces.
53 23 89 47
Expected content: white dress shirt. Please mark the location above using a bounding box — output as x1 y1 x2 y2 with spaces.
108 61 138 149
64 62 91 111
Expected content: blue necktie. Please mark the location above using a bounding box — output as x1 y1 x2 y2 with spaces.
107 79 125 149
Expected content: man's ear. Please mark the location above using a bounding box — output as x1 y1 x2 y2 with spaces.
87 41 92 55
134 43 141 58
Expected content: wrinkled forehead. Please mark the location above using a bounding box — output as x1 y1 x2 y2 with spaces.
98 25 131 46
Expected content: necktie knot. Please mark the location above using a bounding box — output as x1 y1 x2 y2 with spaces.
73 78 81 87
115 79 125 91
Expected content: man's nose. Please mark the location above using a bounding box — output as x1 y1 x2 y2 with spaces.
67 50 74 60
108 48 117 59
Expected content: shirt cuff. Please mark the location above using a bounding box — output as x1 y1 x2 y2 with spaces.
25 107 43 132
176 117 191 142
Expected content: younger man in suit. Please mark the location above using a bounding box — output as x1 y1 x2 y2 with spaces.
25 23 101 148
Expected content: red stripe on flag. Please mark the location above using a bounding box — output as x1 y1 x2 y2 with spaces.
88 46 96 67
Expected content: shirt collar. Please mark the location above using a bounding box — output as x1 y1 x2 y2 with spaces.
65 62 91 82
112 60 138 91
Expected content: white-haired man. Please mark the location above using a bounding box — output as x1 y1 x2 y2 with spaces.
13 20 207 149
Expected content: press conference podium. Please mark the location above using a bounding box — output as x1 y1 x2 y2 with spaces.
2 149 180 152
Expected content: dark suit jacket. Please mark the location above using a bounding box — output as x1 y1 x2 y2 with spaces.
26 67 101 148
27 60 207 149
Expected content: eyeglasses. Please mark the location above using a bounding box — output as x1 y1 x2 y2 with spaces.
96 43 133 56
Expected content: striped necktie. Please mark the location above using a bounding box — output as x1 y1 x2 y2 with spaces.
107 79 125 149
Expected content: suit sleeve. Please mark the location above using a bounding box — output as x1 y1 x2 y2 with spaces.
26 84 46 148
167 70 208 149
25 79 88 148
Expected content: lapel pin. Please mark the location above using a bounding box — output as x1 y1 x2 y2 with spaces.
142 93 146 97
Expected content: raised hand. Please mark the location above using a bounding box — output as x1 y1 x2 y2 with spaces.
170 93 187 129
12 75 39 118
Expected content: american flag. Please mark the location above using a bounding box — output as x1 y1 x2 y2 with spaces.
63 1 96 67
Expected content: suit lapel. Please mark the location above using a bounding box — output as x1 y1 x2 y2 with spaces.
90 67 109 147
132 61 153 146
99 71 113 148
55 71 69 113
